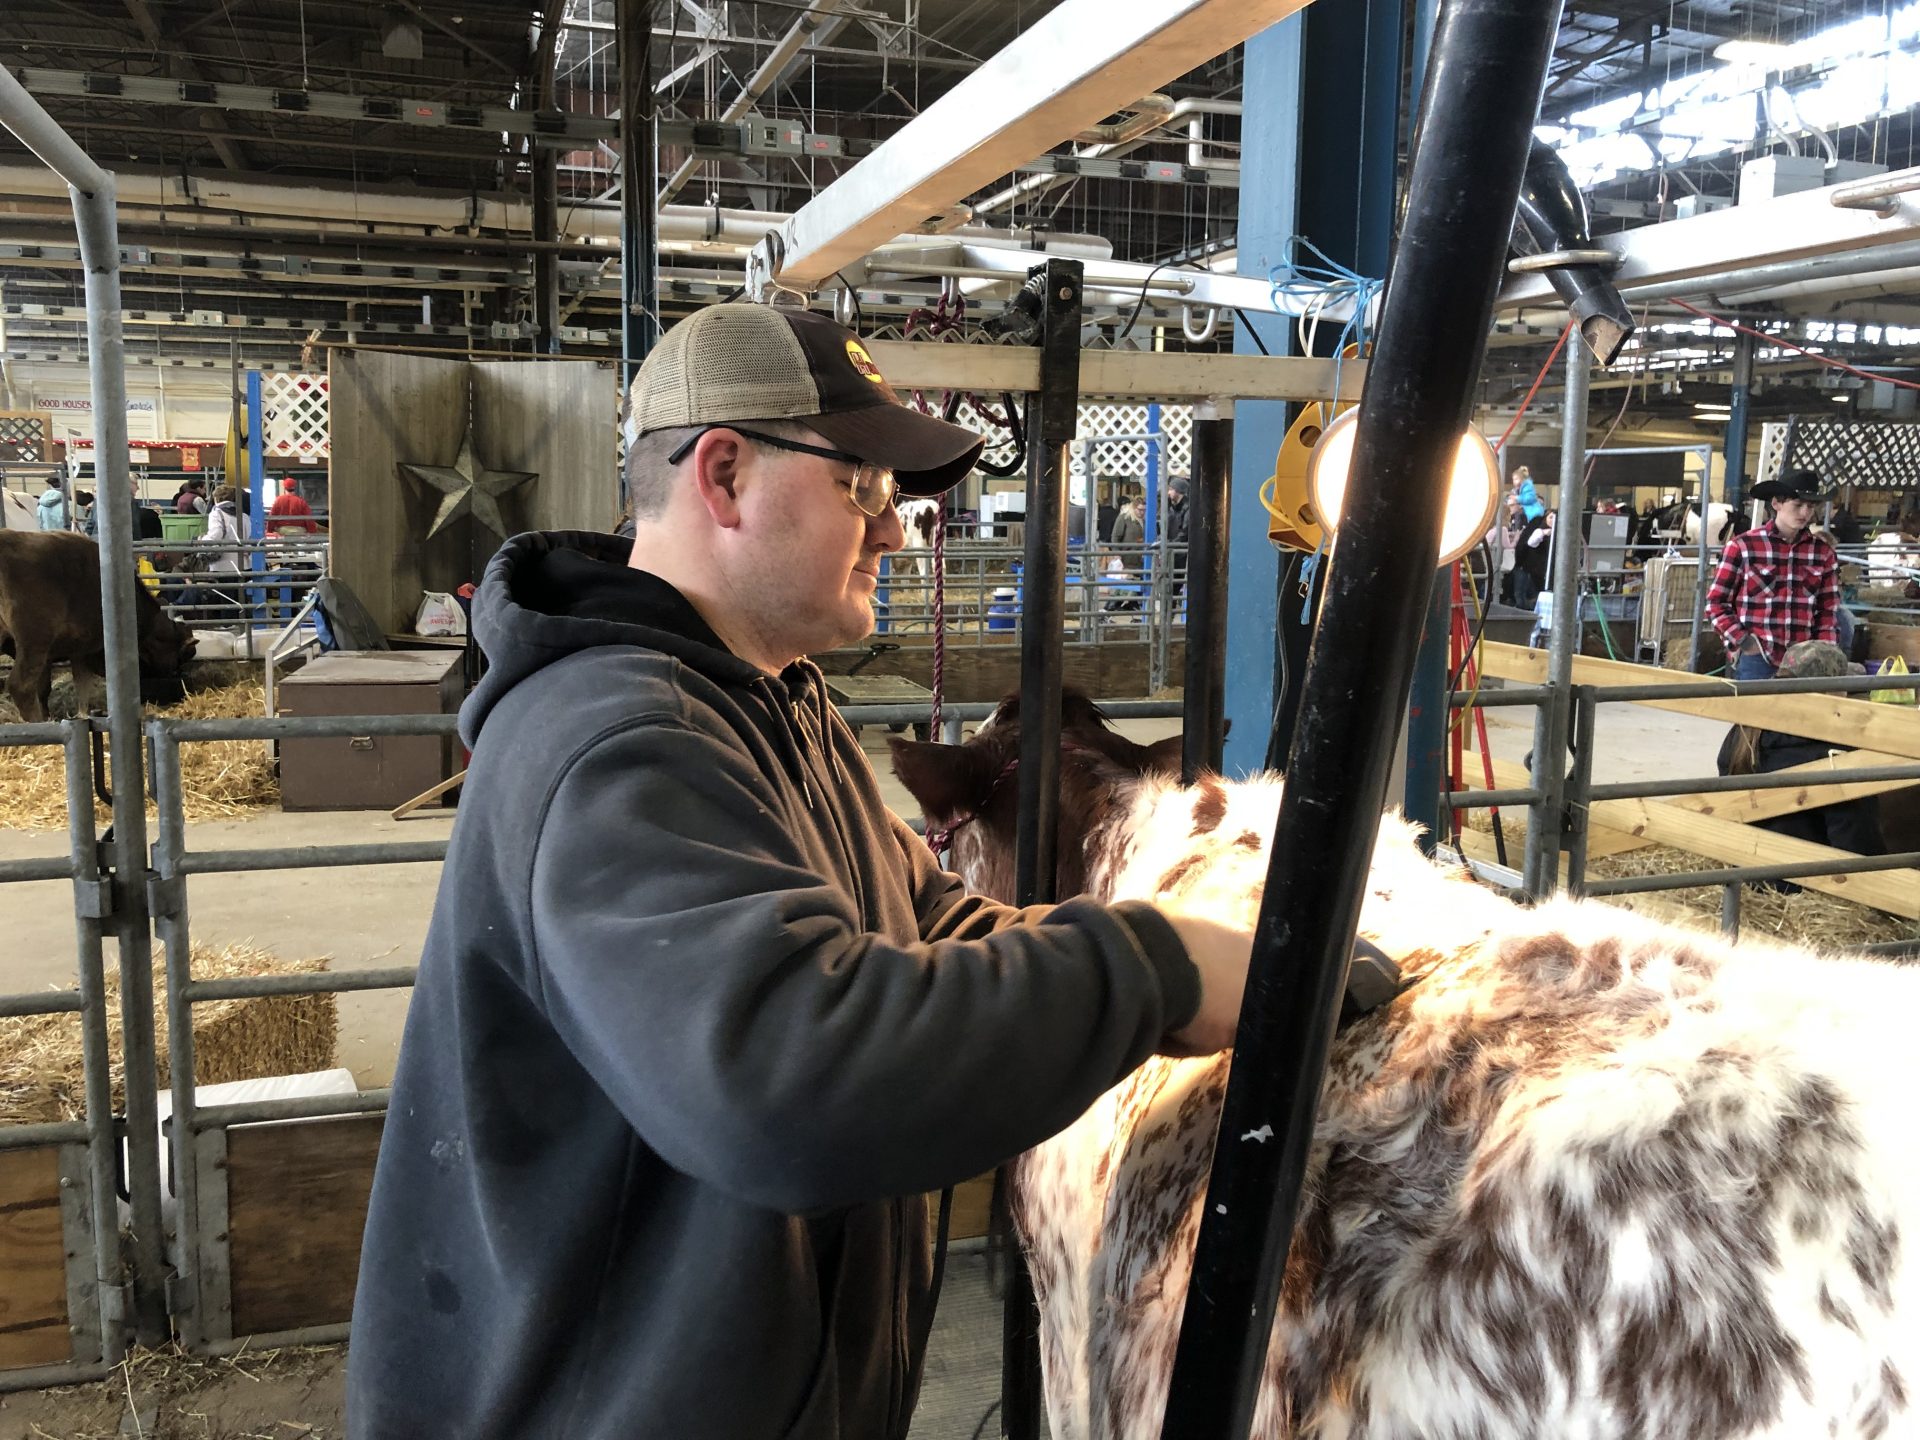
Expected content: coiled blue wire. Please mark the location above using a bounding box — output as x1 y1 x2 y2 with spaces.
1268 235 1385 418
1270 236 1385 621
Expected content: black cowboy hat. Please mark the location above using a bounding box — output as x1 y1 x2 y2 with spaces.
1750 468 1832 503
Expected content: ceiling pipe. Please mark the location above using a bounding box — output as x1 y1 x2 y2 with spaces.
0 162 1110 260
1713 265 1920 307
655 0 852 208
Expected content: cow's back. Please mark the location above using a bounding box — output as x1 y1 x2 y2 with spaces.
0 530 103 638
1014 777 1920 1440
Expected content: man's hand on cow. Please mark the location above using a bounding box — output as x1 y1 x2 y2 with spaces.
1161 913 1253 1054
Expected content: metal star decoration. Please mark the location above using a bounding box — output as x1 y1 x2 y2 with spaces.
398 434 537 540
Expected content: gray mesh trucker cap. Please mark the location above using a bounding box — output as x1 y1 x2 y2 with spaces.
630 303 985 496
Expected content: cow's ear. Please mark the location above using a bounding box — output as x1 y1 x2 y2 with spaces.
1139 735 1185 777
889 737 998 821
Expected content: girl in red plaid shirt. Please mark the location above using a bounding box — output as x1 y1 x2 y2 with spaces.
1704 469 1839 681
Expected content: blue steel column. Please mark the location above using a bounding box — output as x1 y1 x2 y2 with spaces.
1224 0 1406 776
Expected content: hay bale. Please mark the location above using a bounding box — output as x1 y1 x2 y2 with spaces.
0 678 278 831
0 942 336 1126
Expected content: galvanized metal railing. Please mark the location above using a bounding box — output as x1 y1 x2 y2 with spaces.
1 691 1184 1375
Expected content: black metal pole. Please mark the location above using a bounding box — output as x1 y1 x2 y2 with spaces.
1002 257 1081 1440
533 149 560 353
617 0 657 389
1182 401 1232 781
1157 3 1566 1436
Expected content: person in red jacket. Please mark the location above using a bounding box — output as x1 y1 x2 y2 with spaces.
1705 469 1839 681
266 476 318 535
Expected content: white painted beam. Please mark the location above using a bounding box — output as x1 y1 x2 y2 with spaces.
1496 172 1920 310
757 0 1316 293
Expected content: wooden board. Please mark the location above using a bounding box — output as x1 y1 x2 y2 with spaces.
0 1147 71 1370
1481 642 1920 761
818 641 1181 706
327 349 470 638
1465 756 1920 918
472 359 618 536
927 1174 996 1244
1475 754 1920 831
227 1115 383 1338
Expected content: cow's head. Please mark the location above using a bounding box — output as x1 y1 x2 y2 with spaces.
139 608 198 675
891 689 1184 903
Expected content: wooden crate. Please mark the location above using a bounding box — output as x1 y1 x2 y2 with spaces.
1868 624 1920 667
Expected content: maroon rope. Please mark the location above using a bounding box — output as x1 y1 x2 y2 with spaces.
931 497 946 741
924 752 1018 858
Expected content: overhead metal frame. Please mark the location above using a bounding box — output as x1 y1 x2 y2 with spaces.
1496 164 1920 311
864 342 1364 402
10 66 619 144
749 0 1313 295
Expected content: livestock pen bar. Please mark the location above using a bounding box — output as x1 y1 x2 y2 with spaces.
0 695 1175 1367
1447 664 1920 942
0 720 131 1391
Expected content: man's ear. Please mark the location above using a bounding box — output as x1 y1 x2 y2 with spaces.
689 429 748 528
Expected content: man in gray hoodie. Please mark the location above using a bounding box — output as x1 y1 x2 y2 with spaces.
347 301 1251 1440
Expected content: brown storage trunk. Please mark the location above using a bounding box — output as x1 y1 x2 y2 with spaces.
277 650 464 810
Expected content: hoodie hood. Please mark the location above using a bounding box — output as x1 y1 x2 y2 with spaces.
463 530 771 748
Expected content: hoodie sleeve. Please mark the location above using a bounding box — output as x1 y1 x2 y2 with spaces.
527 715 1198 1214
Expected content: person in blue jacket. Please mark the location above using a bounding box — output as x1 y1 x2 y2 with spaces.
1508 464 1545 522
347 302 1254 1440
36 484 67 530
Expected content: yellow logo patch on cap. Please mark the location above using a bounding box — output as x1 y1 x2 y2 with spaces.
845 339 887 385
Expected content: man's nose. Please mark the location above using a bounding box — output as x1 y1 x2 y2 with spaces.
871 502 906 552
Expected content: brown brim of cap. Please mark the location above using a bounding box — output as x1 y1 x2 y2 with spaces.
808 403 985 497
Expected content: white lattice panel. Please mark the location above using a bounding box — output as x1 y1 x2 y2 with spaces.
261 372 330 458
0 412 50 463
1071 402 1193 482
1756 421 1791 488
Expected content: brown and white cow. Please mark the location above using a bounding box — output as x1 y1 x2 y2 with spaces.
0 530 197 721
884 497 943 634
893 692 1920 1440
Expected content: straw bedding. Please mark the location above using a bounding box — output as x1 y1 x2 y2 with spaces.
1459 808 1914 949
0 941 336 1127
0 677 278 830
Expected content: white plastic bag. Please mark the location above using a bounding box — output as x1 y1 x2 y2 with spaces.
414 590 467 637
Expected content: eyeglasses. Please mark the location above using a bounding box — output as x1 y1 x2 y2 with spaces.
667 425 898 517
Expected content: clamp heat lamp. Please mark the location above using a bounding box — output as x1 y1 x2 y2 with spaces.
1268 144 1627 560
1511 138 1636 365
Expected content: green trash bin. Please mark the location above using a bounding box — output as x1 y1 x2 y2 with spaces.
159 512 205 543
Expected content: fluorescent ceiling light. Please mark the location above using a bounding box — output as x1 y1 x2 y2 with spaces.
1713 39 1792 65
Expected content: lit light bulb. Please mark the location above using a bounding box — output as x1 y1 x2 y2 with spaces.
1304 409 1501 567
